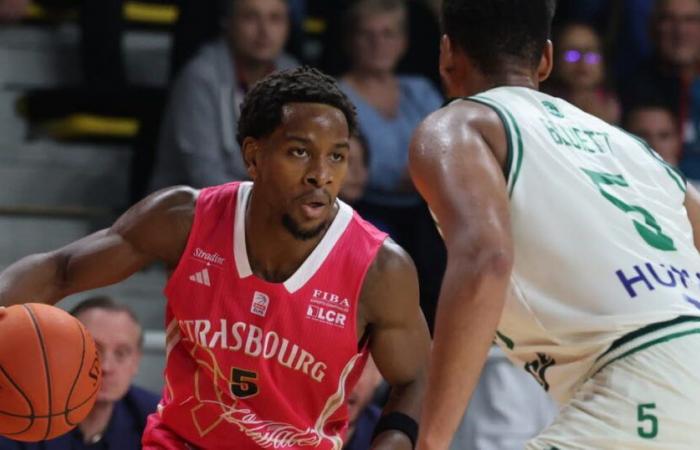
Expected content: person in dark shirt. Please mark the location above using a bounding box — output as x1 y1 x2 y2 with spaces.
0 297 159 449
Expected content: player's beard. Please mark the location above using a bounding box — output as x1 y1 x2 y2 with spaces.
282 214 329 241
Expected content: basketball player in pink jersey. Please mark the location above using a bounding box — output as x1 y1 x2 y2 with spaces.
0 67 430 450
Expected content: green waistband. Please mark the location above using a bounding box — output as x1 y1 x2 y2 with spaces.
597 315 700 362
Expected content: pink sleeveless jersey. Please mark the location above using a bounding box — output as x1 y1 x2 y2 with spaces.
142 182 387 450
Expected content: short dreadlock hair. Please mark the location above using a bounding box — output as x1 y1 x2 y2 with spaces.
237 66 358 145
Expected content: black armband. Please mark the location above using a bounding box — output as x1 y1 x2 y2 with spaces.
371 412 418 448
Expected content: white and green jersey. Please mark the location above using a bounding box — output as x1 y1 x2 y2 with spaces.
467 87 700 404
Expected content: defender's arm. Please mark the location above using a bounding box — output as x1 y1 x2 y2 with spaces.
363 240 431 450
409 104 513 450
0 187 196 306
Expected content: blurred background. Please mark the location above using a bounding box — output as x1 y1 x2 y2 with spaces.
0 0 698 448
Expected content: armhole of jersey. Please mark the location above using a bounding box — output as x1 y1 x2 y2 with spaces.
163 190 204 298
618 127 687 194
466 95 523 197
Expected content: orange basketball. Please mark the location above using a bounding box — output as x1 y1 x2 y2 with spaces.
0 303 102 441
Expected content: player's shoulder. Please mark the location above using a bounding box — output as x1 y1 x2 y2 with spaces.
138 185 199 218
412 98 507 167
365 238 417 290
416 97 503 139
359 237 419 317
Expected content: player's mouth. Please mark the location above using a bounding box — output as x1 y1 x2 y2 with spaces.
300 201 327 220
297 190 332 220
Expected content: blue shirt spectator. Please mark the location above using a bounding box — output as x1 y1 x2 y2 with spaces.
340 76 442 207
0 386 159 450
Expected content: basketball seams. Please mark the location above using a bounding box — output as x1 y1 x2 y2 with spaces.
22 304 53 440
0 386 100 420
0 364 35 435
64 319 86 427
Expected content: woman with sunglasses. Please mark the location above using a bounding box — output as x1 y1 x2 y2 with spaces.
545 22 621 124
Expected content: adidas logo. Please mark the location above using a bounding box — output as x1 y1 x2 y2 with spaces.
189 268 211 287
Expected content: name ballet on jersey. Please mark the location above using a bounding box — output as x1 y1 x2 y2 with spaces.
144 182 387 450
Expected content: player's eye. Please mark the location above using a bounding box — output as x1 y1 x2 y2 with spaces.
290 148 308 158
330 152 346 163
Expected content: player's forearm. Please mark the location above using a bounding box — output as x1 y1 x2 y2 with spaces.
417 252 511 450
0 252 68 306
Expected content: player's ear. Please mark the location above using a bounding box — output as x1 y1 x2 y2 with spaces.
439 34 455 83
537 39 554 82
242 137 261 179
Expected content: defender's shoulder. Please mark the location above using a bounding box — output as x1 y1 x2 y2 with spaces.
412 98 508 168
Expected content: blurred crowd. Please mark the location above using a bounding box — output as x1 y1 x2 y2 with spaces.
2 0 700 448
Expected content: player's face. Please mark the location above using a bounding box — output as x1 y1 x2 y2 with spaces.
556 24 604 90
349 10 407 75
76 309 142 404
338 136 368 204
248 103 350 240
626 108 682 166
226 0 289 65
653 0 700 67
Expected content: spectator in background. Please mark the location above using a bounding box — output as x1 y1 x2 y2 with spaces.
544 22 621 124
621 0 700 178
149 0 298 191
338 0 445 329
342 357 384 450
0 296 159 449
625 100 683 166
338 133 370 206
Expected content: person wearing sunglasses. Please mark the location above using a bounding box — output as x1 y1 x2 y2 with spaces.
544 22 621 124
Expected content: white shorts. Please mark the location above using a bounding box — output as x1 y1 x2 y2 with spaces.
526 319 700 450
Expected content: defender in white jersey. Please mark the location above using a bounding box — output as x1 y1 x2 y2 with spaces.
411 1 700 449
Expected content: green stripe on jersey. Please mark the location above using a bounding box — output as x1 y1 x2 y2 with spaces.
619 128 686 193
594 328 700 377
468 95 524 197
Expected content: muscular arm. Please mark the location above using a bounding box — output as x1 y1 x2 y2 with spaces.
408 104 513 450
361 240 431 450
0 187 196 306
684 183 700 251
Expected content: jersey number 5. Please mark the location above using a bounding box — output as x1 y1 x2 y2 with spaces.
230 368 259 398
581 169 676 251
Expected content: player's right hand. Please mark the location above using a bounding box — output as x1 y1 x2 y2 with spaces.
0 306 6 318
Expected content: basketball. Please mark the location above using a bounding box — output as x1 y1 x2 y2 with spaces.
0 303 102 442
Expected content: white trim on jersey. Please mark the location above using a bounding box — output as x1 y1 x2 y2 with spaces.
314 353 363 450
233 181 354 293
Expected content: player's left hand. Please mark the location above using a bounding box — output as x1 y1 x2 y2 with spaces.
0 306 6 319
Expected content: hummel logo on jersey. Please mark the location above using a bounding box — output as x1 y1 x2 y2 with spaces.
542 100 564 118
525 353 555 392
251 291 269 317
189 268 211 287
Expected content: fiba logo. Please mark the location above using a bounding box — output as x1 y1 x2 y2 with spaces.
251 291 270 317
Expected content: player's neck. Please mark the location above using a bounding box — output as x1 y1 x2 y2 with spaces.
244 196 335 283
79 400 114 444
453 63 539 97
478 72 538 94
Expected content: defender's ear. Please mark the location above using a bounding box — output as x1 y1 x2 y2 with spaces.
439 34 455 85
538 40 554 82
